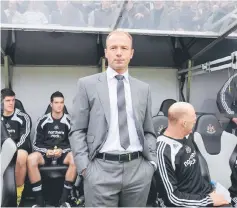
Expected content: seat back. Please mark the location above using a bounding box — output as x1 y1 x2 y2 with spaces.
158 99 176 117
15 99 32 125
1 121 17 207
193 114 237 189
190 134 211 183
200 99 220 115
15 99 26 113
15 99 32 152
152 115 168 137
149 115 168 206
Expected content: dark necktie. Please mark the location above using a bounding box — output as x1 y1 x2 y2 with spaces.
115 75 130 149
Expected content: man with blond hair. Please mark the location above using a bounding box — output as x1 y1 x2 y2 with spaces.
69 30 156 207
155 102 230 207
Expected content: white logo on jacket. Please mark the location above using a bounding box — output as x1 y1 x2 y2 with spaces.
184 150 196 167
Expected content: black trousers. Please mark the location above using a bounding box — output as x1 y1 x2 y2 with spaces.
226 121 237 136
217 204 233 207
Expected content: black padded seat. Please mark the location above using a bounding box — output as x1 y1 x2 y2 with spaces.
39 165 68 179
15 99 32 125
158 99 176 117
149 115 168 206
193 114 237 189
152 115 168 137
15 99 33 152
1 120 17 207
15 99 26 113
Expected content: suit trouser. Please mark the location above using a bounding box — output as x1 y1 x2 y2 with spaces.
83 156 154 207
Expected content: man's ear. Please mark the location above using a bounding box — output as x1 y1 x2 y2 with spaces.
183 121 187 128
130 48 134 59
105 48 108 59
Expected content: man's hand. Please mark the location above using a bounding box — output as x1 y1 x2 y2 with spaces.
54 148 63 158
232 118 237 125
46 150 54 158
209 191 229 206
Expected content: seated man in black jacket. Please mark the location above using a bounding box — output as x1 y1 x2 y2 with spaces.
216 73 237 135
155 102 229 207
1 88 31 206
27 91 76 208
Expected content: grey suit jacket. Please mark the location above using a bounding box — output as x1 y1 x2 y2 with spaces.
69 72 157 174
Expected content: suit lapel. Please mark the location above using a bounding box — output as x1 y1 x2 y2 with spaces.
96 73 139 129
97 72 110 126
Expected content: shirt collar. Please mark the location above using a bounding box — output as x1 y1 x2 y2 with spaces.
106 66 129 82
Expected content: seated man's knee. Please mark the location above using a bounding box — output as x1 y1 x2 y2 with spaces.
27 152 41 167
17 149 28 167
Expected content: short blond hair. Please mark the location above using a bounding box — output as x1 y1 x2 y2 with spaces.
105 30 133 48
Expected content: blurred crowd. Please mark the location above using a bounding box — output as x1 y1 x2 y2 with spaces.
1 0 237 33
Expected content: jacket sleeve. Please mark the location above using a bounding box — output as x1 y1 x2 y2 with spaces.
143 85 157 168
69 79 90 174
217 74 237 115
33 118 47 153
156 141 213 207
17 112 31 150
62 115 71 154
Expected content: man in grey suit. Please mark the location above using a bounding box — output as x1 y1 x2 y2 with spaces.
69 30 157 207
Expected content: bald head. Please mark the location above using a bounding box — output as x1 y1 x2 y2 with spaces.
164 102 196 138
168 102 196 124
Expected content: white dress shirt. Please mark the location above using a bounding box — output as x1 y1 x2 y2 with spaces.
99 67 143 154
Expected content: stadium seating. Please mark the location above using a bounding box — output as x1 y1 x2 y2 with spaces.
149 100 170 206
152 115 168 137
15 99 32 124
15 99 33 152
193 114 237 190
158 99 176 117
1 119 17 207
